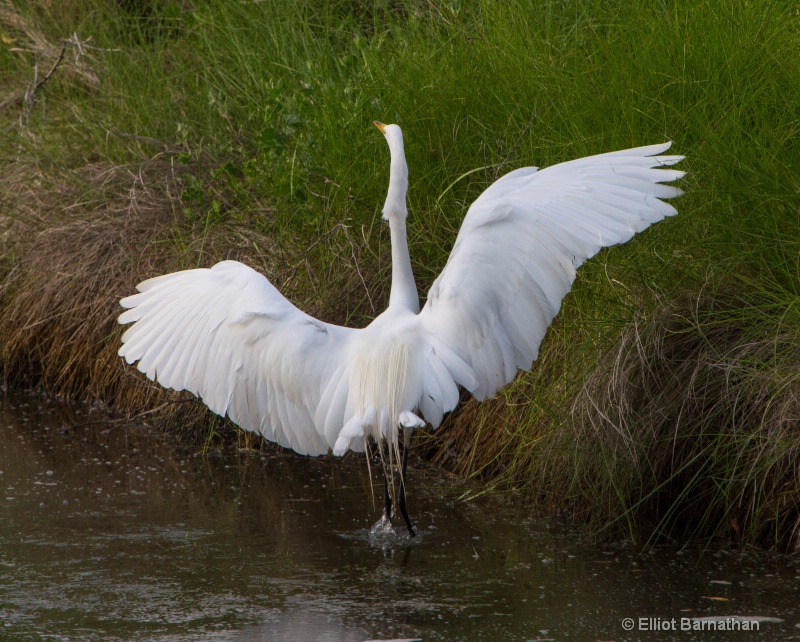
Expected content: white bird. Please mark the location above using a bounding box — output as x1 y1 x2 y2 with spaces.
118 121 684 537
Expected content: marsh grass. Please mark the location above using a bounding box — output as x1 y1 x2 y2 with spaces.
2 0 800 546
571 277 800 549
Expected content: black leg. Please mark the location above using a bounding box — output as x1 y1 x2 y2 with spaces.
382 458 393 523
398 434 415 537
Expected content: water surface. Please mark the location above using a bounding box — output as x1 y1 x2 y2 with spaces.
1 389 798 641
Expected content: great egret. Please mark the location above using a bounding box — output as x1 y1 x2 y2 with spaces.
119 121 684 537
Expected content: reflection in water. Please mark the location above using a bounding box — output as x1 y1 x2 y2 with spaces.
0 389 798 641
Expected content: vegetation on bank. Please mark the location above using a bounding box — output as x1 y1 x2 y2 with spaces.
1 0 799 549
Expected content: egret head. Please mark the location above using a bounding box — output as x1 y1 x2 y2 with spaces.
374 121 408 221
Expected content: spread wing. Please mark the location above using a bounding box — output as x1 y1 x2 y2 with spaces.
417 142 684 401
118 260 355 455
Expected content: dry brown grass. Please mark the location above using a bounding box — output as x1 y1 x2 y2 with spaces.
1 157 260 433
2 161 165 386
570 287 800 549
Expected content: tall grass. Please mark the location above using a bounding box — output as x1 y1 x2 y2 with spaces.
2 0 800 546
573 276 800 548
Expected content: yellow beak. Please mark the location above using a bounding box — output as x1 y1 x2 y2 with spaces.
373 121 386 134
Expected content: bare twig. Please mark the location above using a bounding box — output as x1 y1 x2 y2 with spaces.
1 2 102 115
22 41 65 118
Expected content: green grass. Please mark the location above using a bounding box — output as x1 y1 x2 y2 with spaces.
2 0 800 548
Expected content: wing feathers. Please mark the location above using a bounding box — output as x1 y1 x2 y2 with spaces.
418 142 684 402
119 261 353 456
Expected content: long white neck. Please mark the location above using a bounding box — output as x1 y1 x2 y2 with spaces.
388 214 419 312
381 126 419 312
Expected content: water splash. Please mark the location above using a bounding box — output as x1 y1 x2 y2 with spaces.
369 513 395 538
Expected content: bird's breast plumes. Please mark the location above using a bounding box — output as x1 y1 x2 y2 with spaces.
328 336 423 456
350 339 416 441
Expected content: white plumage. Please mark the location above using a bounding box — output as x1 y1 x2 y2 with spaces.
119 122 683 533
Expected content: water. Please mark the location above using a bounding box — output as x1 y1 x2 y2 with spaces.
1 389 798 641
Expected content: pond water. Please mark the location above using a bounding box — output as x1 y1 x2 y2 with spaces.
0 389 798 641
